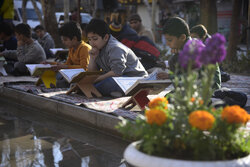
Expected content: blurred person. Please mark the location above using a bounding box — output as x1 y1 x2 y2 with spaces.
128 13 155 43
0 23 46 76
34 25 55 58
109 11 160 70
0 0 14 23
190 24 230 83
0 21 17 51
157 17 221 90
190 24 211 43
70 8 78 22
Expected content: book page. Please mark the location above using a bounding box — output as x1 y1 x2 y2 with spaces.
124 69 171 95
26 64 36 74
112 77 143 93
49 48 64 55
142 68 159 81
0 61 7 76
164 60 169 68
26 64 52 75
59 68 85 83
125 79 172 96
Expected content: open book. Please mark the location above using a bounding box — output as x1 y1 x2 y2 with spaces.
0 61 7 76
113 69 172 96
50 48 68 55
59 68 101 83
26 64 53 76
164 60 169 68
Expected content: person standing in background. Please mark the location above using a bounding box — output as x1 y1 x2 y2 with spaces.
0 0 14 23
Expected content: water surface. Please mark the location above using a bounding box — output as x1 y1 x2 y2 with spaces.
0 104 129 167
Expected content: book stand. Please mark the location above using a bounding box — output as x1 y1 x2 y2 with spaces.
35 70 56 88
66 75 102 98
122 88 151 110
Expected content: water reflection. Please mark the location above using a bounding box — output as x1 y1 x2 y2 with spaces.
81 156 90 167
53 141 63 167
0 134 10 167
0 111 129 167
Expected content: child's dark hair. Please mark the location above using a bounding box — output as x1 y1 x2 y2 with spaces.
0 22 15 36
14 23 32 38
59 21 82 41
190 24 207 39
80 23 88 32
34 25 45 31
163 17 190 38
85 19 110 38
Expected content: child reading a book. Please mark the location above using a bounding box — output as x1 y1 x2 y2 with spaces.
0 23 46 76
86 18 148 97
157 17 221 90
44 21 91 88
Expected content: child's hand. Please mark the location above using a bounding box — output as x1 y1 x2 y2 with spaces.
157 71 169 80
89 47 99 59
17 40 24 47
94 75 103 83
171 48 180 54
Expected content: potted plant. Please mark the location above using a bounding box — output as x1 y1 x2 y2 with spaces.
116 33 250 167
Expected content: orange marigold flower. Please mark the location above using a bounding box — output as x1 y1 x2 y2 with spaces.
148 97 168 109
199 100 204 105
146 108 167 126
190 97 196 102
189 110 215 130
221 105 249 124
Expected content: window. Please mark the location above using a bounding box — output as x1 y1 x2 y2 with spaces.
18 8 42 20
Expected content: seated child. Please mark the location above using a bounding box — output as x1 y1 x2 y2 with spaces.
0 22 17 51
86 18 148 97
108 11 160 70
34 25 55 58
190 24 211 43
0 23 46 76
190 24 229 83
157 17 221 90
45 21 91 88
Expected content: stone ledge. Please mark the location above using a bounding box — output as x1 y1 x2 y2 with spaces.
0 86 121 136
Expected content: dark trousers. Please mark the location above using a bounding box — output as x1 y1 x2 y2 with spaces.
94 77 124 97
4 61 29 76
